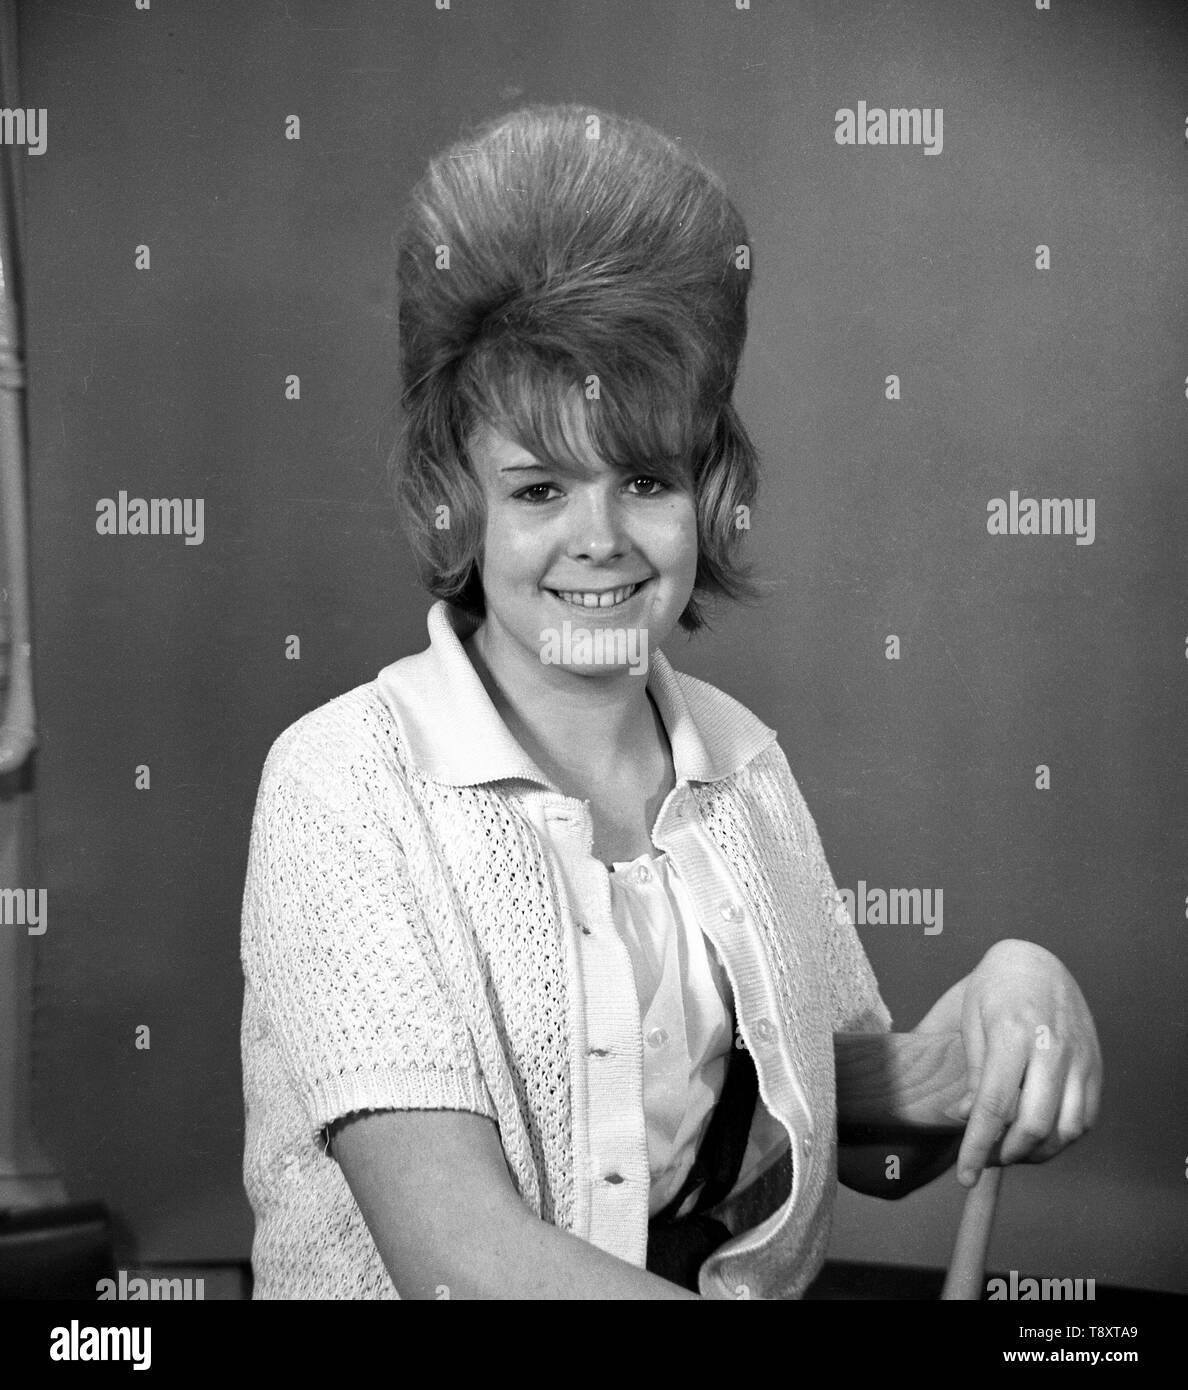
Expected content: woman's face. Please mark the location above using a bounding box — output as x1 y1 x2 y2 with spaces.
467 399 699 680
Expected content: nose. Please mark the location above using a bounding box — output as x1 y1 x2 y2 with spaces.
566 488 628 563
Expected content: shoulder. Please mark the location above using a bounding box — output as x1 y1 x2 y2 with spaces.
664 662 815 826
252 679 414 826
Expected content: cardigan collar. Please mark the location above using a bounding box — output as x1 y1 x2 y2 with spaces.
375 600 777 789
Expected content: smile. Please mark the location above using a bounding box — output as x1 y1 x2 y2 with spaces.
547 580 647 611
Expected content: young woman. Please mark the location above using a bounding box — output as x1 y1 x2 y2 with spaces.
240 103 1101 1300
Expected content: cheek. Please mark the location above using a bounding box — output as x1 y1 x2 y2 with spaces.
655 500 699 574
482 507 546 581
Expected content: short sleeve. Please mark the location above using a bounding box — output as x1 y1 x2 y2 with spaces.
779 757 894 1035
240 762 497 1141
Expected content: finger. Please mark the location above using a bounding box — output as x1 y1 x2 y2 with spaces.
1024 1075 1086 1163
998 1049 1065 1164
956 1031 1027 1187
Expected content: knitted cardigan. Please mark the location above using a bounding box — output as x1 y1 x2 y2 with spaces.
240 604 892 1299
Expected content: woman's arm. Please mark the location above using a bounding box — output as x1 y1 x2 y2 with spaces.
331 1108 701 1300
839 939 1101 1198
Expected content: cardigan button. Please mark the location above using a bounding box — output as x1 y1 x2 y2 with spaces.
754 1017 775 1043
719 900 745 923
577 922 592 935
604 1172 625 1185
646 1027 669 1049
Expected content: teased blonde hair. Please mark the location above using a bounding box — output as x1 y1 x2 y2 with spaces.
391 102 765 632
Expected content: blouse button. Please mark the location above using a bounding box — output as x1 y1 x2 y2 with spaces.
646 1027 669 1049
754 1017 776 1043
632 864 652 885
719 900 745 923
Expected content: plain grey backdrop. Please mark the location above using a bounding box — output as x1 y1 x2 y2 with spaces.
8 0 1186 1290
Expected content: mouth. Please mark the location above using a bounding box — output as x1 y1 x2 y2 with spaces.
546 579 649 613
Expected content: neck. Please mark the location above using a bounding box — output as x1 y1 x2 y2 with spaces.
465 615 663 788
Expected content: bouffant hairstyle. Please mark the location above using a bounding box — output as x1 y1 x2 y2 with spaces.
390 102 763 632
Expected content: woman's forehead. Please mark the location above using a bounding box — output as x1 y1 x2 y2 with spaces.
475 425 625 481
471 399 601 470
465 377 693 484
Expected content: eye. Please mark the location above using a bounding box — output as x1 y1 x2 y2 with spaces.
626 476 670 497
513 483 561 503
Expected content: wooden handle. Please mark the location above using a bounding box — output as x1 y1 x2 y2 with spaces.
941 1165 1003 1300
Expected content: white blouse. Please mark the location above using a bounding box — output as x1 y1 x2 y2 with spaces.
606 849 788 1217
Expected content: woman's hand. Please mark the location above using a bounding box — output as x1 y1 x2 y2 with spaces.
914 938 1102 1187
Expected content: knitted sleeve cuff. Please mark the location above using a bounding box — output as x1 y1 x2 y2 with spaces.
305 1064 498 1147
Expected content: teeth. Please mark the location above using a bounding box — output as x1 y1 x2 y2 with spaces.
554 583 640 609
